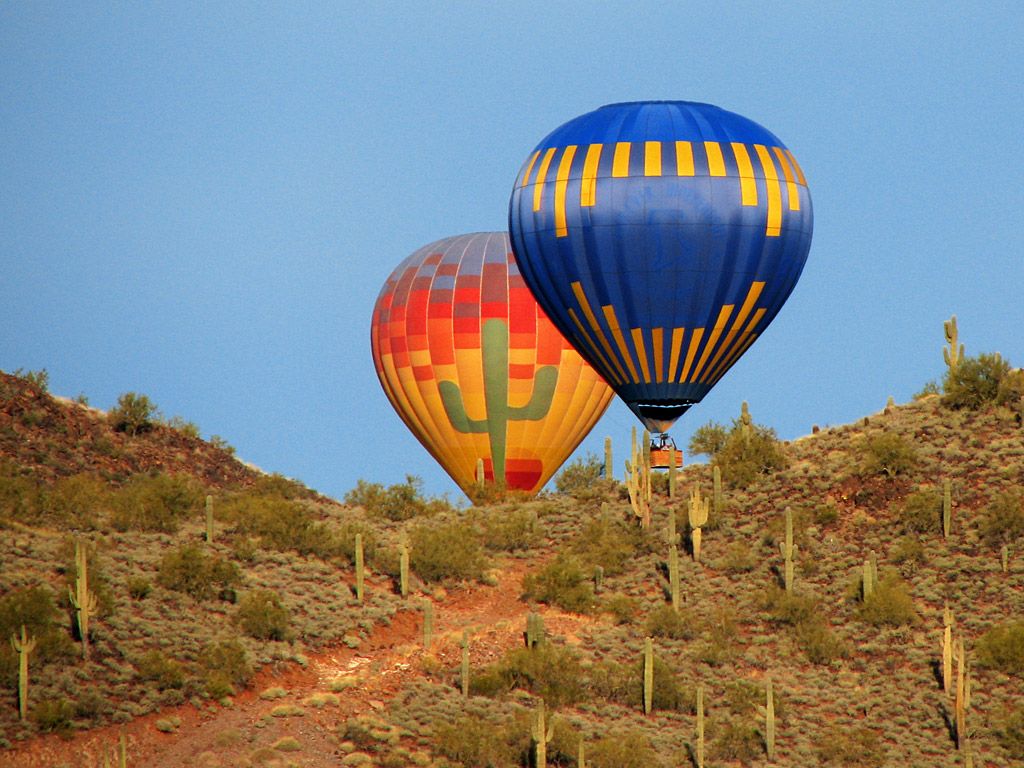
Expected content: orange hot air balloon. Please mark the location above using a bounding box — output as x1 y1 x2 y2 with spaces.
371 232 613 496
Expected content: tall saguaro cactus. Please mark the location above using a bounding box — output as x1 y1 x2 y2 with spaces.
69 539 99 660
205 494 214 544
765 677 776 761
688 485 710 562
354 533 365 603
625 427 652 527
643 637 654 715
604 436 613 480
780 508 797 593
943 604 954 695
943 479 952 538
399 543 410 598
10 625 36 720
944 315 964 371
532 699 555 768
460 630 471 698
696 683 706 768
439 318 557 486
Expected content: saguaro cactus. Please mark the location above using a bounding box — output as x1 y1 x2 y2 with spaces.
943 479 952 538
669 544 680 612
643 637 654 715
712 465 723 515
439 318 557 486
943 604 954 695
625 427 652 527
526 612 546 649
604 436 613 480
69 539 99 660
696 683 706 768
688 485 710 562
740 400 753 445
10 625 36 720
780 508 797 593
205 494 214 544
944 315 964 370
461 630 471 698
354 533 365 603
399 543 409 598
668 446 678 498
955 637 970 749
765 677 776 761
532 699 555 768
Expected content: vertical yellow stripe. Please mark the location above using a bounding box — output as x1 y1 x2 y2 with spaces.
709 307 768 385
700 282 766 383
568 308 622 386
571 282 628 383
532 147 557 212
754 144 782 237
675 141 694 175
644 141 662 176
612 142 631 177
689 304 735 382
602 305 640 383
679 328 705 382
519 150 541 188
651 327 664 382
731 143 758 206
785 148 807 186
554 145 577 238
580 144 603 207
773 147 800 211
704 141 726 176
631 328 652 383
668 327 686 381
710 326 762 387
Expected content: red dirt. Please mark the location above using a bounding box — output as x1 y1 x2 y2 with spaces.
3 558 593 768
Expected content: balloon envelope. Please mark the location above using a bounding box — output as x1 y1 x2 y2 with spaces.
371 232 613 496
508 101 813 432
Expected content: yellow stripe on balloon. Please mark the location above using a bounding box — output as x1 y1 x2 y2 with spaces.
631 328 652 383
689 303 734 382
773 146 801 211
651 327 665 383
731 143 758 206
754 144 782 237
700 281 765 383
519 150 541 188
785 148 807 186
532 147 557 212
571 281 628 383
555 145 577 237
612 142 631 177
602 304 640 383
679 327 704 383
675 141 694 176
668 327 686 382
568 307 622 386
644 141 662 176
704 141 726 177
580 143 603 207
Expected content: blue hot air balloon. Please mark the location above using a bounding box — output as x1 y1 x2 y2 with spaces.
508 101 813 434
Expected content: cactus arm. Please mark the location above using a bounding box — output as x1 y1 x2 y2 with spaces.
509 365 558 420
439 381 489 433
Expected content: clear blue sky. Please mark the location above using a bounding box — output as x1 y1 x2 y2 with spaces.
3 3 1022 501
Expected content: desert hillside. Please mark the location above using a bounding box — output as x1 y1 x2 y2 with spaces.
1 363 1023 767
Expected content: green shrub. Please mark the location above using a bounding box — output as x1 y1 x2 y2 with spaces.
521 554 596 613
480 507 539 551
165 415 201 439
0 586 76 682
220 493 342 559
344 475 449 521
31 698 76 735
713 719 763 763
236 589 292 641
572 515 650 575
44 474 111 529
997 368 1024 413
12 367 49 392
980 490 1024 547
127 577 152 600
976 620 1024 676
942 352 1012 409
0 463 43 523
157 546 241 601
793 618 848 665
898 490 940 533
997 704 1024 758
857 573 917 627
471 643 585 708
555 452 604 495
110 472 204 532
815 724 887 766
200 638 252 697
136 650 186 690
855 432 918 478
644 604 696 639
714 423 788 489
587 731 661 768
718 540 757 573
603 593 642 626
688 421 728 457
695 607 741 666
434 714 520 768
409 518 487 583
108 392 159 435
890 536 926 571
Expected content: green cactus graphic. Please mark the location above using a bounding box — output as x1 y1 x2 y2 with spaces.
439 318 557 485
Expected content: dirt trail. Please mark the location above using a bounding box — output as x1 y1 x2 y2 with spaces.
4 557 591 768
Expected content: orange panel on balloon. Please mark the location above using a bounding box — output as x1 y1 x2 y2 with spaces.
370 232 613 497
